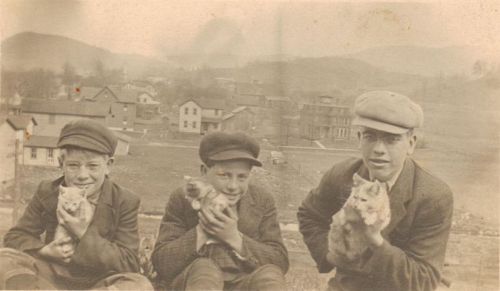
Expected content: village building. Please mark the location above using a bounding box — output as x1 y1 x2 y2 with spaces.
299 95 352 141
0 115 37 193
81 86 137 131
178 98 225 134
221 106 256 133
21 98 108 136
23 135 60 167
136 92 161 120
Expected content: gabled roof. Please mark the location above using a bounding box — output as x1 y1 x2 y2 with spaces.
231 106 254 114
77 86 103 100
6 115 37 130
109 87 140 104
24 135 59 148
22 99 108 117
179 98 225 110
84 86 137 104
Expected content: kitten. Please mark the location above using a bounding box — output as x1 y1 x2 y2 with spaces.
183 175 229 212
55 185 94 263
328 173 391 261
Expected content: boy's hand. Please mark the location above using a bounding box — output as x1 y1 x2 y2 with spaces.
198 206 243 252
38 236 74 263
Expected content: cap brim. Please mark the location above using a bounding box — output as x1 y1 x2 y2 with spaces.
57 136 110 154
352 116 410 134
209 149 262 167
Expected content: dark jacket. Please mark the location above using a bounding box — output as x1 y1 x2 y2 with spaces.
3 176 141 282
297 158 453 291
152 184 289 285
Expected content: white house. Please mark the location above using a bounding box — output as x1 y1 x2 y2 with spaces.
0 115 37 192
178 98 225 134
24 136 60 167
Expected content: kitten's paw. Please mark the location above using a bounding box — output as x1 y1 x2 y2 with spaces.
363 214 377 225
191 200 201 210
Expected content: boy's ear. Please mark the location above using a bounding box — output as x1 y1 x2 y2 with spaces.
200 164 208 175
105 157 114 175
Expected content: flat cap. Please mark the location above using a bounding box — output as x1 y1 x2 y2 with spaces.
57 119 117 155
352 91 423 134
199 131 262 167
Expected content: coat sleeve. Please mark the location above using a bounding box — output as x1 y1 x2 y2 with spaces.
360 185 454 291
238 194 289 274
70 195 141 273
3 183 47 252
151 189 198 284
297 167 345 273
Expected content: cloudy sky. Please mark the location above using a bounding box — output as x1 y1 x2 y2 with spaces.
1 0 499 58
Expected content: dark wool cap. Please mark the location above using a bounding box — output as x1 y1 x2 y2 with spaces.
57 119 118 155
199 131 262 167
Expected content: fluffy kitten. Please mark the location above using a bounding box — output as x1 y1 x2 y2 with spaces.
183 175 229 212
55 185 94 263
328 173 391 261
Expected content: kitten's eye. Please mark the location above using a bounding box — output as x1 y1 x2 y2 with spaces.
361 198 368 202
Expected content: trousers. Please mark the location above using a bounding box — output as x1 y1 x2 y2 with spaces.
170 258 286 291
0 248 153 290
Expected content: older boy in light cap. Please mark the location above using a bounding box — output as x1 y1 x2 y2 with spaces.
152 131 289 290
298 91 453 291
1 119 153 290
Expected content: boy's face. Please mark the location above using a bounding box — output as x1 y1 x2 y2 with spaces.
60 149 112 197
203 159 252 206
358 127 416 182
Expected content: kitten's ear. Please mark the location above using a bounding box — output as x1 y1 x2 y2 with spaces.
183 175 192 181
59 185 66 194
352 173 365 186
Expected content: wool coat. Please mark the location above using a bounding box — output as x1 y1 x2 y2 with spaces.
297 158 454 291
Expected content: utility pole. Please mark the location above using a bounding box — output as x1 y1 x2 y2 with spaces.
12 138 21 224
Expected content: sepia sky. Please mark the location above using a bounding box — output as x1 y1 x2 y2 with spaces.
1 0 499 58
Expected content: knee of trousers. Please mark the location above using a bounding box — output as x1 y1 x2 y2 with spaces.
0 248 38 289
187 258 223 281
248 264 286 286
96 272 154 290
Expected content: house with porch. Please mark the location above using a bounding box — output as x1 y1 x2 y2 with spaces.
178 98 225 134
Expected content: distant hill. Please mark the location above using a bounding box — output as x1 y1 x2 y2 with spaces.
1 32 168 78
226 56 424 96
345 45 494 77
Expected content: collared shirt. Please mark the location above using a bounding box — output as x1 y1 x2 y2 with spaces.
86 189 101 206
369 165 404 193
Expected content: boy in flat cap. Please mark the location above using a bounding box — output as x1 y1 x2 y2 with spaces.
0 119 153 290
298 91 453 291
152 131 289 290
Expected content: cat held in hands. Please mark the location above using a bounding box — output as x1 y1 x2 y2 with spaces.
328 173 391 262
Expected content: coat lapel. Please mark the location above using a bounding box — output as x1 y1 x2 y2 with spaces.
356 159 415 238
88 178 115 236
382 158 415 237
237 186 259 236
